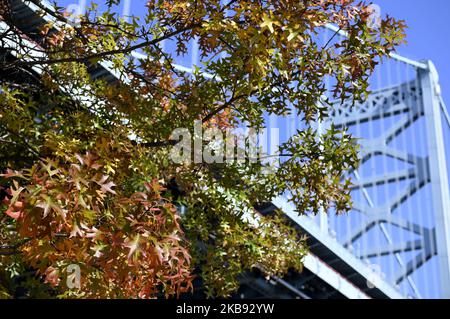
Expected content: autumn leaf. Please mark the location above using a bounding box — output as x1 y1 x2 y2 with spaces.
124 234 141 260
260 13 280 34
44 267 60 287
5 208 22 220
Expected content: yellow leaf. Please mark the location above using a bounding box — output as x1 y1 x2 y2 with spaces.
260 13 279 33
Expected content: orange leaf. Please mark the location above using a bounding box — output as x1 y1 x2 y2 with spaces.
5 208 22 219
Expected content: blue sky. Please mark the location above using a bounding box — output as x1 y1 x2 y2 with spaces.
376 0 450 106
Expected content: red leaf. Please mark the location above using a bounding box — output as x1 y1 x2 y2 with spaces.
44 267 60 286
101 181 116 194
5 208 22 219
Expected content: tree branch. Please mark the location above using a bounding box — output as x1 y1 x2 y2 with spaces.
0 237 32 256
18 22 202 66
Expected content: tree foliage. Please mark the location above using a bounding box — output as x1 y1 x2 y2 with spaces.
0 0 405 298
